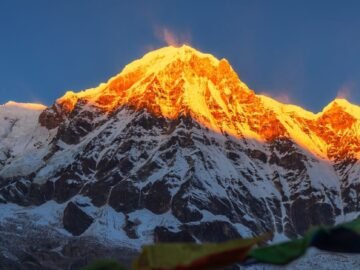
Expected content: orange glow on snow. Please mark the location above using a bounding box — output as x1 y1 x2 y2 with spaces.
54 45 360 161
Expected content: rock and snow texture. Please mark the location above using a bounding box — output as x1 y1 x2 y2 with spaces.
1 45 360 268
0 101 57 177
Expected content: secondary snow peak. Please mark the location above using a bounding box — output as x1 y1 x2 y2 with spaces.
2 101 46 111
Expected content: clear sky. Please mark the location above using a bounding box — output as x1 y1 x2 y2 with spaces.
1 0 360 111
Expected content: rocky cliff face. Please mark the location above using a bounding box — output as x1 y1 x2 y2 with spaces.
1 45 360 268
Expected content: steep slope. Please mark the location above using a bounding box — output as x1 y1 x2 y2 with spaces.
0 46 360 269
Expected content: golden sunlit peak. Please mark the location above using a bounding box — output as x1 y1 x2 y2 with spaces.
41 45 360 162
50 44 256 141
321 98 360 119
119 45 223 77
329 98 352 107
54 44 251 113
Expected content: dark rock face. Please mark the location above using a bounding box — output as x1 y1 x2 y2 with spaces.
0 178 32 206
153 221 240 243
0 220 137 270
108 181 141 213
142 180 172 214
246 149 267 163
38 105 66 130
54 174 83 203
290 198 335 235
123 215 140 239
63 202 94 236
154 226 195 243
28 181 54 205
185 221 241 242
172 181 204 223
193 221 241 242
81 181 112 207
58 107 103 145
269 139 307 171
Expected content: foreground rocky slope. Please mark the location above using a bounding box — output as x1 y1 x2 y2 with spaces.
0 45 360 268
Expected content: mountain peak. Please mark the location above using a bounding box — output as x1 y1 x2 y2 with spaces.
40 46 360 161
326 98 351 108
119 45 228 80
321 98 360 120
105 45 252 119
54 46 252 118
2 101 46 111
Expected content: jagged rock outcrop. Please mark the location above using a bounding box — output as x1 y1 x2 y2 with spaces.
63 202 94 236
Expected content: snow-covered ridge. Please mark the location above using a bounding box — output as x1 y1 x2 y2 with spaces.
52 45 360 120
0 101 47 141
2 46 360 175
320 98 360 119
41 45 359 161
2 101 46 111
50 45 359 119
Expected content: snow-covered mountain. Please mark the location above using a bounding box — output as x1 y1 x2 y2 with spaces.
1 45 360 269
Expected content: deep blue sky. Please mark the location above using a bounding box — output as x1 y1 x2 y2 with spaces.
1 0 360 111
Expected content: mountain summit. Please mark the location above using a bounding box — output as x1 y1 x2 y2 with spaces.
41 45 253 130
39 45 360 159
1 45 360 269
